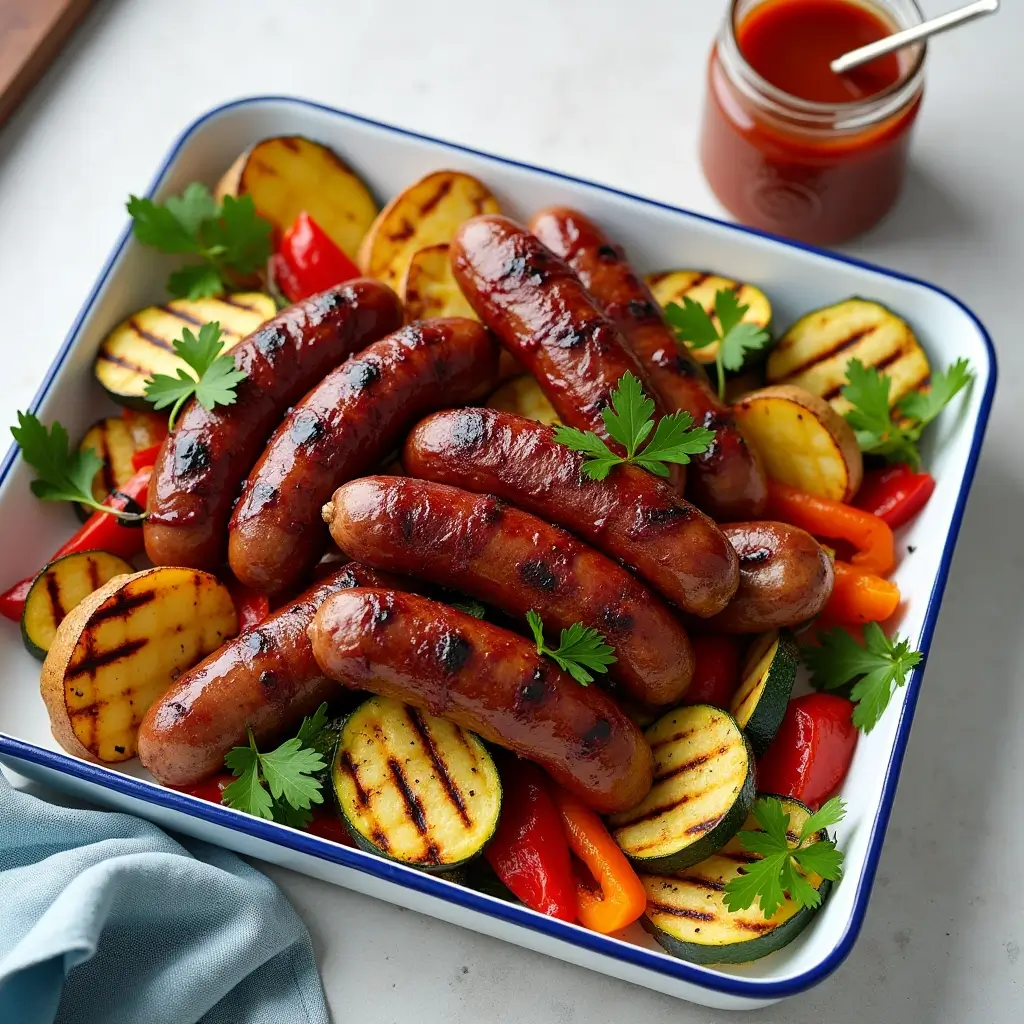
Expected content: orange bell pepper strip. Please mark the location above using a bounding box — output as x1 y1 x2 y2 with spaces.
766 479 895 576
824 561 901 625
550 787 646 934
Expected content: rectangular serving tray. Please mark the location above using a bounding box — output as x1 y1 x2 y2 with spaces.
0 96 996 1011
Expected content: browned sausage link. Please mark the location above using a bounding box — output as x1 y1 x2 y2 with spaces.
144 280 404 570
309 588 654 813
137 563 406 786
228 318 500 595
403 408 739 618
322 476 693 706
529 208 768 521
701 522 834 634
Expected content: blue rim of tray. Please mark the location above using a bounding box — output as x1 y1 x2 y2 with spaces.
0 96 998 1001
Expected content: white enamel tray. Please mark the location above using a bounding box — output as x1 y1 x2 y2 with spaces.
0 97 996 1011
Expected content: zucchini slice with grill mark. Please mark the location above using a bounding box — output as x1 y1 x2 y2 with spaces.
730 630 798 756
333 696 502 871
641 796 832 964
94 293 276 408
608 705 755 873
766 298 930 415
21 551 134 659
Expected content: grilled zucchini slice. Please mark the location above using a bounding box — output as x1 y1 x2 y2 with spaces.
40 567 237 762
333 696 501 870
487 374 561 426
21 551 134 660
641 797 833 964
94 293 275 408
729 630 798 756
646 271 773 369
76 410 167 516
767 298 930 415
400 243 479 322
609 705 755 873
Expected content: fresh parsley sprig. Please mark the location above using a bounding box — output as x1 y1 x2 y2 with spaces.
10 412 145 520
842 357 973 471
723 797 846 919
552 372 715 480
664 289 772 400
222 703 329 827
803 623 922 733
127 182 273 299
526 609 616 686
144 321 248 429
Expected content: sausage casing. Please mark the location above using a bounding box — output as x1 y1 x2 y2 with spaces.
144 281 404 570
137 563 404 786
403 408 738 617
529 207 767 521
309 588 654 813
228 318 500 594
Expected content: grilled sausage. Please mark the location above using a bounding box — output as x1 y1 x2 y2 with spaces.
449 215 682 491
228 318 500 595
138 563 405 786
322 476 694 705
529 207 767 521
144 281 404 570
309 588 653 813
403 408 738 617
702 522 834 633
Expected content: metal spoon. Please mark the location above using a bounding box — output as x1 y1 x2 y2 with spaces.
831 0 999 75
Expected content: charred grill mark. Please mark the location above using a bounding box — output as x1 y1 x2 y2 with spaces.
650 725 697 749
722 849 762 865
518 667 549 706
685 273 710 291
786 326 876 376
739 546 772 566
501 253 550 287
387 756 429 835
419 180 453 216
647 902 716 922
174 435 211 478
389 219 416 243
618 794 689 827
97 351 149 374
736 918 778 933
158 305 206 328
406 707 472 826
581 718 612 751
244 630 271 654
89 588 157 623
677 875 727 892
519 559 558 592
600 605 634 636
596 244 620 262
340 751 370 807
289 410 326 447
44 571 66 623
821 348 907 401
167 701 187 722
280 137 301 152
87 558 102 592
632 503 693 539
336 568 361 589
69 638 148 677
219 294 260 312
259 671 277 690
256 328 287 357
450 410 487 451
436 633 472 673
685 815 725 836
399 508 417 541
371 828 391 853
340 359 382 395
550 318 599 350
656 745 728 784
249 481 278 509
128 319 178 353
626 299 658 322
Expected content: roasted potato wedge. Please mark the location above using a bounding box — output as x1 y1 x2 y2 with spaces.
400 243 478 321
41 567 238 763
216 136 377 261
487 374 561 426
734 385 863 502
359 170 500 292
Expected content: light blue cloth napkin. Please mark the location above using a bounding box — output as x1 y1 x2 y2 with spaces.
0 769 330 1024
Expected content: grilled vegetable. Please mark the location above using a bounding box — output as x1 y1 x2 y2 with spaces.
487 374 561 426
400 243 479 322
21 551 134 659
608 705 755 873
76 412 166 516
358 170 500 292
729 630 799 756
215 136 378 261
646 270 772 369
93 293 275 408
733 385 863 502
40 567 237 763
332 696 502 871
766 299 930 416
641 797 832 964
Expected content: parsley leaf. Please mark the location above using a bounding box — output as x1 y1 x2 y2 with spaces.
665 289 772 400
222 743 275 822
526 609 616 686
450 598 487 619
723 796 846 919
552 372 715 480
804 623 922 733
144 321 248 429
127 184 273 299
10 411 145 520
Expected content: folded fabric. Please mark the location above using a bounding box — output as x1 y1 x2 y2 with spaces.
0 769 330 1024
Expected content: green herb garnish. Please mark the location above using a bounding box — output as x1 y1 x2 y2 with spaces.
526 609 616 686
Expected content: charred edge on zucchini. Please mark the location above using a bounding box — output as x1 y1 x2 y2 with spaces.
729 630 799 757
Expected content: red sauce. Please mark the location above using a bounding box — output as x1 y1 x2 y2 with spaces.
700 0 923 246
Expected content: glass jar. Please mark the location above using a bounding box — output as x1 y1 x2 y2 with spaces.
700 0 927 246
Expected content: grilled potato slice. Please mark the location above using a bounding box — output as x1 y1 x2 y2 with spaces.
216 136 377 261
77 410 167 515
734 385 863 502
359 171 500 292
94 293 276 409
646 270 773 368
487 374 561 426
41 567 237 763
400 243 478 322
767 298 930 415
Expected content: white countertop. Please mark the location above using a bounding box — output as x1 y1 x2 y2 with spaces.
0 1 1020 1021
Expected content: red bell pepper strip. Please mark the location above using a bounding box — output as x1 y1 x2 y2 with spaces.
824 561 901 625
131 443 163 472
226 579 271 632
683 634 741 708
272 212 361 303
0 577 33 622
178 772 234 804
484 761 576 921
551 786 647 934
305 811 354 846
757 693 858 810
854 464 936 530
766 479 895 576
